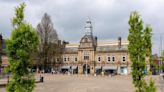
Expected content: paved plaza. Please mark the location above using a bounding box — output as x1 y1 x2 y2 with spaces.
0 74 163 92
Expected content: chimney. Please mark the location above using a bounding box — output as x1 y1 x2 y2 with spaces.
0 34 2 46
118 36 121 48
95 36 97 46
95 36 97 41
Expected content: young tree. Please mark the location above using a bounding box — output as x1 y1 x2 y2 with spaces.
128 11 145 91
128 11 156 92
6 3 38 92
143 25 154 73
37 13 59 72
143 25 152 57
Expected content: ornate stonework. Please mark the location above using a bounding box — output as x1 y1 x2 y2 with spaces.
61 18 131 75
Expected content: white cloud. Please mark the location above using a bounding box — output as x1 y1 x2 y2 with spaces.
0 0 164 54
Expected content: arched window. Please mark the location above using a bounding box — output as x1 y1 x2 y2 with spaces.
75 57 77 61
84 51 89 60
123 56 126 61
85 38 88 42
98 57 101 62
108 57 110 62
112 57 115 62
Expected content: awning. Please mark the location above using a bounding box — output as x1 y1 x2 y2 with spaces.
120 65 127 67
61 65 70 69
103 66 117 70
71 66 77 69
95 66 102 69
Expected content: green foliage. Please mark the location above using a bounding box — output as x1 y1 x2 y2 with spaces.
6 3 38 92
143 79 156 92
12 3 25 27
161 51 164 71
128 11 156 92
128 11 145 91
144 26 154 73
143 25 152 57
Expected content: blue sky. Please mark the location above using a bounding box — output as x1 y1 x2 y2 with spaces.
0 0 164 55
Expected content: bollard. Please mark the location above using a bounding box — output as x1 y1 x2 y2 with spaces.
40 76 44 83
7 75 9 83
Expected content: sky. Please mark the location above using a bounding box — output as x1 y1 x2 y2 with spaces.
0 0 164 55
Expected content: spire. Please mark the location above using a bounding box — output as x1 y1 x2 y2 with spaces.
84 17 93 35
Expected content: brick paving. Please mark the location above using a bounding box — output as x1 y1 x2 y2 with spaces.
0 74 163 92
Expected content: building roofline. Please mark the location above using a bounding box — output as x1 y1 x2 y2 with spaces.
66 40 129 47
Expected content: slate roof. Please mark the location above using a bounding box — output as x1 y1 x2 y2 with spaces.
64 44 128 53
64 47 78 53
96 45 128 52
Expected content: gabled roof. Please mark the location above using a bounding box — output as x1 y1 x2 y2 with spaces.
80 35 96 43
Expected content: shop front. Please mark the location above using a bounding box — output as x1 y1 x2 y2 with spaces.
103 66 117 75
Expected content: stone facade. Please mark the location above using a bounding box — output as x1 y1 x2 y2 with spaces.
60 18 131 75
0 19 132 75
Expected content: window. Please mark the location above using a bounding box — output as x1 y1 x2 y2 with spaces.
121 67 124 73
75 57 77 61
85 38 88 42
108 57 110 62
84 51 89 60
123 57 126 61
64 58 66 62
84 56 89 60
98 57 101 62
112 57 115 62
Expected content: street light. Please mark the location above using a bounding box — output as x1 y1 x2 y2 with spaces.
71 61 73 76
86 60 87 76
68 59 70 76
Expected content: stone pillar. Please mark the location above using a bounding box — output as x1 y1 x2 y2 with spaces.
117 66 120 75
78 65 83 74
127 65 131 75
90 65 94 75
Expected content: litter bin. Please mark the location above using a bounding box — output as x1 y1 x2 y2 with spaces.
40 76 44 83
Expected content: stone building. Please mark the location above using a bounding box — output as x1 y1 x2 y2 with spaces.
0 18 131 75
0 34 9 73
60 18 131 75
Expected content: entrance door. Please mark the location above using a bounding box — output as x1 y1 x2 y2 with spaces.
83 64 90 74
120 67 128 75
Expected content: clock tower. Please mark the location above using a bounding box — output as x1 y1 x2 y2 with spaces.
78 18 97 74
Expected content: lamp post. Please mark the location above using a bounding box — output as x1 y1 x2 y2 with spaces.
68 61 70 75
72 61 73 76
86 60 87 76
